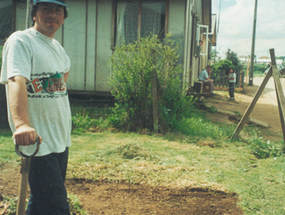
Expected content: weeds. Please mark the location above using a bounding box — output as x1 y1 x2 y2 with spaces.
208 105 217 113
247 136 283 159
0 194 17 215
68 194 87 215
0 194 87 215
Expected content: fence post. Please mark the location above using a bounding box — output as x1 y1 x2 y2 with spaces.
152 71 158 133
236 70 240 88
151 49 158 133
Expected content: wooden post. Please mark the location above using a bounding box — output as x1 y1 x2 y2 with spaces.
246 57 250 83
239 70 242 87
151 50 158 133
276 91 285 143
231 66 272 140
222 70 226 88
270 49 285 144
152 71 158 133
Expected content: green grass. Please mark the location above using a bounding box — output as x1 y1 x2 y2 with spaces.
1 105 285 214
66 132 285 214
0 129 18 164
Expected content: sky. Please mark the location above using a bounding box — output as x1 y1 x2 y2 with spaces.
212 0 285 59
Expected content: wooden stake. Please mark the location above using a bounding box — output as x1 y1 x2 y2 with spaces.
152 72 158 133
231 67 272 140
270 49 285 144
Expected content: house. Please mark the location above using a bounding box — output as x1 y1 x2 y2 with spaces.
11 0 215 95
0 0 13 40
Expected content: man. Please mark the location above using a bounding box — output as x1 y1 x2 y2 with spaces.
198 65 215 95
0 0 71 214
228 68 236 100
195 40 203 57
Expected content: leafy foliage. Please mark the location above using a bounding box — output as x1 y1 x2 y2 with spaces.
109 35 193 132
253 64 268 75
213 49 242 76
213 59 234 73
226 48 243 71
247 136 283 159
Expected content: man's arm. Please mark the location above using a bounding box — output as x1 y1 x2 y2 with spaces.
206 70 212 81
64 71 69 83
8 76 41 145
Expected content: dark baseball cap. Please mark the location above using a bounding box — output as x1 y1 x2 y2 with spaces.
33 0 68 7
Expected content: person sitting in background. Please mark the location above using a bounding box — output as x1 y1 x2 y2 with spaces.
198 65 215 95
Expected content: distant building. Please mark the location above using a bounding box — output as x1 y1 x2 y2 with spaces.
258 56 269 59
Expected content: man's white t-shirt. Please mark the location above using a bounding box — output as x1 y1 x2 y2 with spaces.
0 28 71 156
198 69 209 81
229 72 236 83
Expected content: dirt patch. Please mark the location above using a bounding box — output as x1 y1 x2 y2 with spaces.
205 77 284 141
0 164 243 215
67 179 243 215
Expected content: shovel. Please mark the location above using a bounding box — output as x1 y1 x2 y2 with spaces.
15 136 40 215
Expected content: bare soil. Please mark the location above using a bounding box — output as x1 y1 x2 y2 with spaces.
205 77 283 142
0 162 243 215
3 77 280 215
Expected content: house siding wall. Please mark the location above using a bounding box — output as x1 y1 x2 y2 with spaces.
95 0 112 92
64 0 87 90
13 0 210 94
168 0 185 68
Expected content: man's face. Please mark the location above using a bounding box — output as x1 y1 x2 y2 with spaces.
33 3 64 38
206 67 211 74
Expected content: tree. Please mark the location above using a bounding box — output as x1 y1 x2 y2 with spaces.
226 48 243 71
213 59 234 73
210 49 221 65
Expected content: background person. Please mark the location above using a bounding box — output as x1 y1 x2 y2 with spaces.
228 68 236 100
198 65 215 95
0 0 71 214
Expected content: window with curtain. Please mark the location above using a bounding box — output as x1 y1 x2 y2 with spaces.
115 0 166 47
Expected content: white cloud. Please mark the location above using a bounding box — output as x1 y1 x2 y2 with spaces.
213 0 285 58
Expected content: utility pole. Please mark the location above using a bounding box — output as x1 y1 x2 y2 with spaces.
249 0 258 86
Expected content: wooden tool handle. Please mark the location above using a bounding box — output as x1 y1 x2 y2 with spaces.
16 158 30 215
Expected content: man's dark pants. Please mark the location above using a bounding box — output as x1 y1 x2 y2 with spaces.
229 82 235 98
26 148 70 215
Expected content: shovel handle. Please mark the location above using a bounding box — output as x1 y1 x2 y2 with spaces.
15 136 40 215
16 158 30 215
15 136 40 158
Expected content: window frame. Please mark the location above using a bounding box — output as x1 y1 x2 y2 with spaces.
197 24 209 56
111 0 169 49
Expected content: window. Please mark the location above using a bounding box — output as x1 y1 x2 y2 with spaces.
197 25 209 56
114 0 167 47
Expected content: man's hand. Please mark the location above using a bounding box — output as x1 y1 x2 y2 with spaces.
13 125 42 146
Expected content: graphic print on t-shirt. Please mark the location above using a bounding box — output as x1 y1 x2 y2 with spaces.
27 72 67 98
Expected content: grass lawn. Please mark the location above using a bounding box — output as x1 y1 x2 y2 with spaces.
1 127 285 214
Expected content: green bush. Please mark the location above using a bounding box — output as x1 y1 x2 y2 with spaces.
213 59 234 72
109 35 192 132
247 136 283 159
254 64 268 75
72 113 96 132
